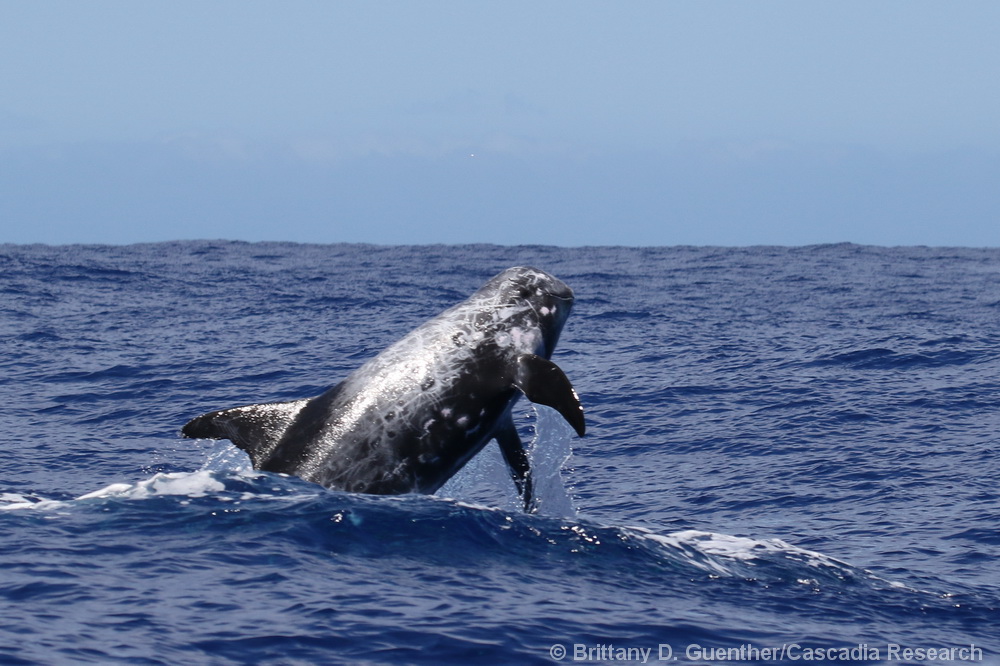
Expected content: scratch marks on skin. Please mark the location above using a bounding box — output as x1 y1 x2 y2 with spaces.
186 266 580 499
325 270 561 457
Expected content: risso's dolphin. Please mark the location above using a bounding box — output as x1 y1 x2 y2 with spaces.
182 266 585 512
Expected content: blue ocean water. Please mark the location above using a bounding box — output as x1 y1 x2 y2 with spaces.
1 242 997 665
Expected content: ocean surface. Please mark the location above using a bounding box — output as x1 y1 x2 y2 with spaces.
1 242 997 665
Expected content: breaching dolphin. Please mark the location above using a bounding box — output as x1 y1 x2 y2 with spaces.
182 266 585 512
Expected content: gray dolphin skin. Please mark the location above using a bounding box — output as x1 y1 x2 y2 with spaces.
182 266 585 512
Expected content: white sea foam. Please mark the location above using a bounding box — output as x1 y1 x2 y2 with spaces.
627 526 857 578
76 470 226 501
2 471 237 512
626 526 915 591
669 530 839 566
1 493 35 504
0 493 65 512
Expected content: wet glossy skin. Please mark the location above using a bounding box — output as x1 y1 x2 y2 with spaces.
183 267 583 501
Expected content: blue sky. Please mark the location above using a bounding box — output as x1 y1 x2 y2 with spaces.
2 2 999 247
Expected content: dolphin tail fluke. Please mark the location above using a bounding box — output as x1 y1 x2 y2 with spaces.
514 354 586 437
181 399 309 468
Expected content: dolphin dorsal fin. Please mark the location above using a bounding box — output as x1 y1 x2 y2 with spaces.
181 399 309 467
513 354 586 437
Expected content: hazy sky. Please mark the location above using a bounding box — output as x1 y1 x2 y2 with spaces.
3 2 999 246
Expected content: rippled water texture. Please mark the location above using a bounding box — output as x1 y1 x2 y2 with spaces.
1 243 997 664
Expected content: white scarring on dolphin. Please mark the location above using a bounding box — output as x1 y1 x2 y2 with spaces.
182 266 585 512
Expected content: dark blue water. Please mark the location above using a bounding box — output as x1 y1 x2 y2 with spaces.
1 242 997 665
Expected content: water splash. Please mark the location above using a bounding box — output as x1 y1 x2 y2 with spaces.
199 438 253 473
437 404 578 516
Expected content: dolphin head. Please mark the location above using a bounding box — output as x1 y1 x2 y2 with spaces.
476 266 575 358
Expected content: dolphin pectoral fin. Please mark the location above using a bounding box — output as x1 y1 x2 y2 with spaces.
181 398 308 468
513 354 586 437
495 414 536 513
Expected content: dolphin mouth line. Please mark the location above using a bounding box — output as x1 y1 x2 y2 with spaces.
546 291 573 303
